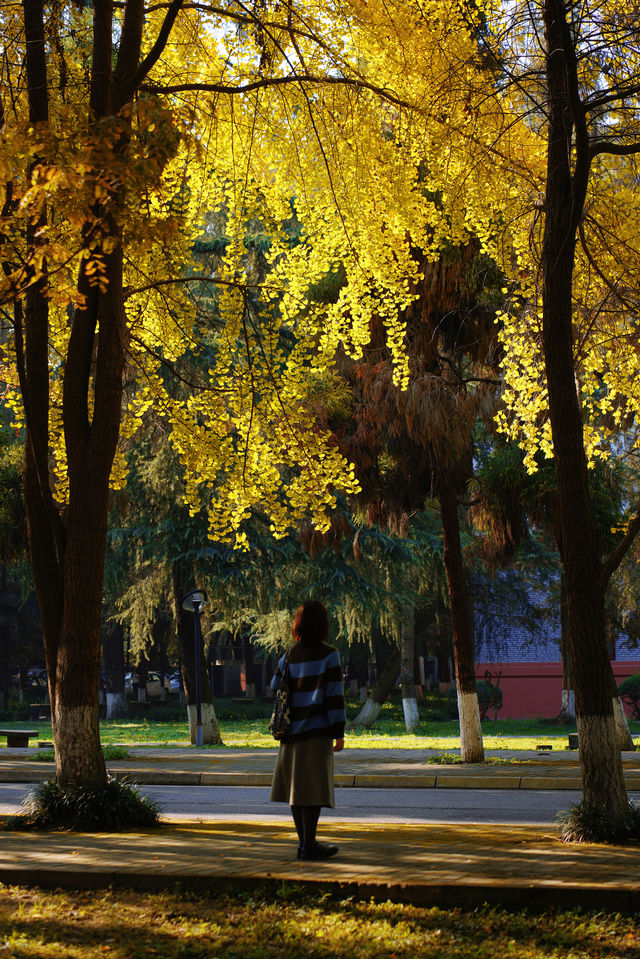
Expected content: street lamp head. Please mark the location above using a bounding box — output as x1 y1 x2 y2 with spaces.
181 588 207 613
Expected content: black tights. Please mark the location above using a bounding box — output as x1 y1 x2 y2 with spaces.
290 805 321 847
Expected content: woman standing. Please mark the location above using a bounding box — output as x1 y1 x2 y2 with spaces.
270 600 346 861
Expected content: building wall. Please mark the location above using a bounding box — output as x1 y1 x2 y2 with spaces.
475 661 640 719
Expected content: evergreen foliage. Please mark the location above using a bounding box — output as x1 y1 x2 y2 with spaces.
5 777 160 832
617 675 640 721
559 800 640 846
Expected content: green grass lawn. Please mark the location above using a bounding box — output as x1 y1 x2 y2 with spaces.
4 701 639 752
1 884 639 958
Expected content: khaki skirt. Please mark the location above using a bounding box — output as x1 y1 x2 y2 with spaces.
270 736 335 807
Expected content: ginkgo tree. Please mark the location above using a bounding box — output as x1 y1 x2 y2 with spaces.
474 0 640 832
0 0 498 797
230 0 640 826
4 0 638 836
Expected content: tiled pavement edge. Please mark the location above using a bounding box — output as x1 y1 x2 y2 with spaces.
2 818 640 912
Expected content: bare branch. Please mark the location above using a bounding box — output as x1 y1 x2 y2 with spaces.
126 0 185 100
140 73 414 111
589 141 640 159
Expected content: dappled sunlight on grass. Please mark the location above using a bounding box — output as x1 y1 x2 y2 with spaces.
4 713 638 752
1 885 639 958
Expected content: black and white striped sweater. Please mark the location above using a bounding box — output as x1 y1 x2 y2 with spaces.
271 642 346 743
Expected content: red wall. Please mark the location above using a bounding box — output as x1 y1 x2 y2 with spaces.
475 662 640 719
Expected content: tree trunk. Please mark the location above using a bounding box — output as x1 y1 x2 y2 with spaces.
438 479 484 762
16 0 141 790
436 617 452 692
102 621 128 719
0 569 14 712
401 602 419 733
52 481 112 786
613 695 634 751
607 667 634 751
542 0 627 816
349 650 401 729
558 573 575 721
171 561 222 746
185 703 222 745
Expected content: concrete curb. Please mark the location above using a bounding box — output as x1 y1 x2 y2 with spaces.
3 748 640 791
0 766 594 789
1 865 637 912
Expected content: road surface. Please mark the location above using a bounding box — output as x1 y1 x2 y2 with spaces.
1 782 626 824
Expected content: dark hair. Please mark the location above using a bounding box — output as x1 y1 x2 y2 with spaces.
292 600 329 646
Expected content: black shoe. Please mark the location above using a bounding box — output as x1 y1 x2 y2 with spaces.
300 842 339 861
297 844 303 860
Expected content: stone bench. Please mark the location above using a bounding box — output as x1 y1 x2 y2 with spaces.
0 729 39 748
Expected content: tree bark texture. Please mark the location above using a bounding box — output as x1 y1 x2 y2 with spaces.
558 574 575 720
607 666 634 750
438 478 484 762
17 0 144 787
541 0 626 815
349 650 401 729
613 696 634 752
102 621 128 718
436 622 452 691
401 601 419 733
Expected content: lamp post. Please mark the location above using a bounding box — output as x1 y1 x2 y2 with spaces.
181 588 207 747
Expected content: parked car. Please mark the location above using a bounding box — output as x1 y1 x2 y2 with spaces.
12 668 47 688
125 670 170 697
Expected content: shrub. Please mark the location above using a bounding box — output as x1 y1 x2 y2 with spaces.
559 799 640 844
4 776 161 832
617 674 640 719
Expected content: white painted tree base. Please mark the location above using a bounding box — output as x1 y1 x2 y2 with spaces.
559 689 575 719
403 697 419 733
613 696 634 750
457 689 484 762
105 692 128 719
349 698 383 729
55 703 107 785
576 712 628 815
187 703 223 745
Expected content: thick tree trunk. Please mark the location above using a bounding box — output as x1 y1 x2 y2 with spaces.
53 475 113 786
438 479 484 762
349 650 401 729
542 0 627 816
401 603 419 733
171 561 222 746
16 0 140 790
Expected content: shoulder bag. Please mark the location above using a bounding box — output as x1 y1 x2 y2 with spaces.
269 651 292 740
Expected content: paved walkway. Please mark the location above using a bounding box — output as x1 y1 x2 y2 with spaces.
2 746 640 911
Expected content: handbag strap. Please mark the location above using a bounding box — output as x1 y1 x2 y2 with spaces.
278 648 292 687
280 649 291 682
